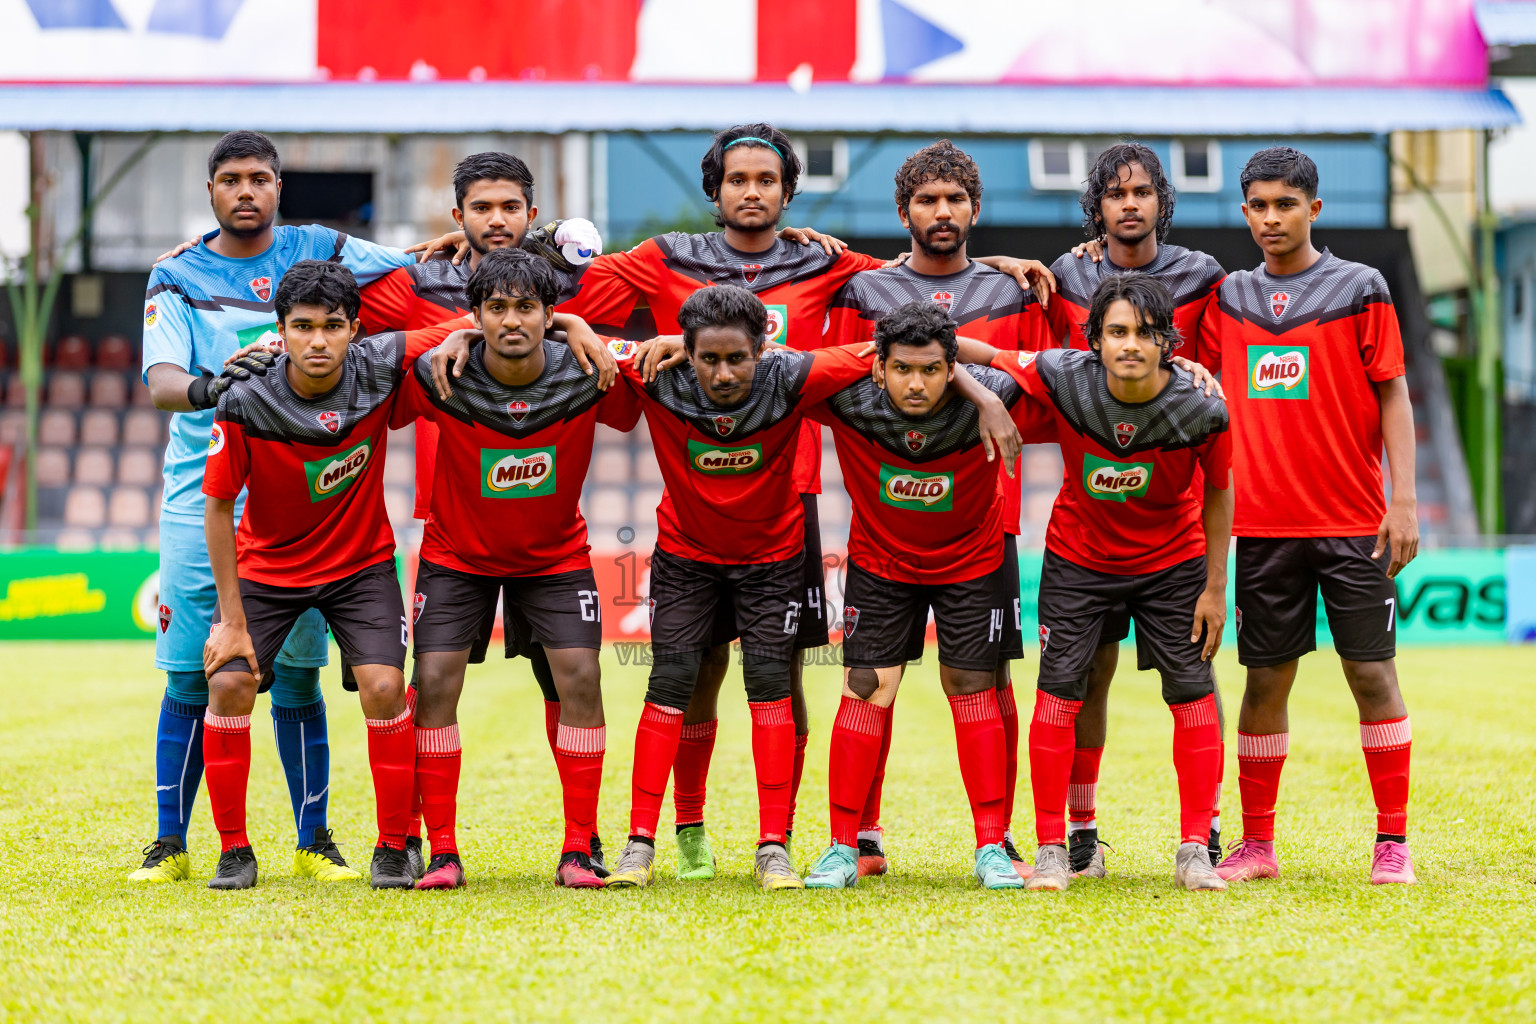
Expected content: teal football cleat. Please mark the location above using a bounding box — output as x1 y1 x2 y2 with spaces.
805 844 859 889
974 843 1025 889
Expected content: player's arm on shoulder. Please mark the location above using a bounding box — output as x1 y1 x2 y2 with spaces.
955 337 1003 368
1195 465 1233 662
1171 355 1224 400
779 224 846 256
1374 374 1418 577
975 255 1057 307
634 335 685 383
550 312 617 389
950 365 1021 472
331 227 415 284
358 267 416 334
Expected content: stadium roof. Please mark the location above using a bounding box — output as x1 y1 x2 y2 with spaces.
1477 1 1536 46
0 82 1518 136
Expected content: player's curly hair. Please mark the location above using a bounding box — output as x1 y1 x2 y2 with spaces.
894 140 983 212
208 130 280 180
1240 146 1318 199
1082 273 1181 361
454 151 535 209
274 260 360 324
678 285 768 354
874 300 959 364
1080 142 1175 242
466 247 560 310
700 123 803 208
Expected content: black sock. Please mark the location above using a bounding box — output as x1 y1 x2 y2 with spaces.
628 835 655 848
1376 832 1407 844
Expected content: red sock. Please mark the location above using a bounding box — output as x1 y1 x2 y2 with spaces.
1068 745 1104 824
555 723 606 855
997 683 1019 831
203 712 252 852
858 704 893 834
749 699 795 845
828 697 888 848
672 719 717 827
1213 738 1225 823
787 731 809 834
1028 691 1082 846
949 690 1007 848
415 723 461 856
629 703 683 839
543 700 560 755
406 688 423 838
366 706 415 851
1236 731 1288 842
1170 696 1221 845
1360 717 1411 837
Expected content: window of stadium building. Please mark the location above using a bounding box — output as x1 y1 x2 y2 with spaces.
1028 139 1111 191
793 137 849 193
1172 139 1223 192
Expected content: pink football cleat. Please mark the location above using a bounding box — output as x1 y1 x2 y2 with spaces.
415 853 466 890
1214 839 1280 882
1370 841 1417 885
555 853 605 889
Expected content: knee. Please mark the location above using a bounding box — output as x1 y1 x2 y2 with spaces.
742 654 791 703
846 668 879 700
943 669 995 697
700 643 731 671
208 670 257 709
356 670 403 708
1342 658 1396 702
164 670 210 707
268 665 322 709
646 651 703 711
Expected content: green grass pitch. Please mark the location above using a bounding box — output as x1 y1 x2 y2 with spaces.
1 641 1533 1022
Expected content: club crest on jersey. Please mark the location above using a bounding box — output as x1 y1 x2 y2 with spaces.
1114 421 1138 447
158 603 172 634
144 302 157 328
413 592 426 624
481 447 557 498
1017 350 1037 369
606 339 638 361
843 606 859 637
304 440 372 502
712 415 736 437
250 276 272 302
317 410 340 433
207 423 226 456
508 400 530 423
931 290 954 312
740 263 763 284
1269 290 1291 320
905 429 927 453
1038 624 1050 651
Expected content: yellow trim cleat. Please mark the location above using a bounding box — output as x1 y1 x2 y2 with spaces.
129 837 192 883
293 828 362 882
754 843 805 890
604 840 657 888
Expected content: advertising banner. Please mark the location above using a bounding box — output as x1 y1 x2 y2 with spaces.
0 550 160 641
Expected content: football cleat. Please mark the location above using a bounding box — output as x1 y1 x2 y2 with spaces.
1002 833 1034 880
1175 841 1228 892
753 843 805 891
974 843 1025 890
588 833 609 879
555 851 605 889
129 836 191 883
856 835 888 878
293 829 361 882
676 824 716 880
1026 844 1072 892
1208 823 1223 867
369 845 416 890
1068 827 1100 873
804 844 859 889
208 846 258 891
1215 839 1280 882
416 852 466 890
404 835 426 881
1370 841 1417 885
603 840 657 889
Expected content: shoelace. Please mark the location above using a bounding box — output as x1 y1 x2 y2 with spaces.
142 840 170 861
1376 845 1408 872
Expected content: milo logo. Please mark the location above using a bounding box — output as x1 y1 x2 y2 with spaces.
764 304 788 345
687 438 764 474
481 447 557 497
1082 453 1152 502
1248 345 1309 399
303 440 372 502
878 463 953 511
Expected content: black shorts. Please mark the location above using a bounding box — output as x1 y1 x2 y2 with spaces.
215 559 407 679
1036 550 1214 705
841 555 1011 673
1235 536 1397 667
999 534 1025 662
412 558 602 659
706 493 830 652
650 545 805 661
1101 604 1132 645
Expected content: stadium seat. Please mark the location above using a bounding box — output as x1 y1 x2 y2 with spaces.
631 487 664 523
122 409 164 446
634 450 663 483
88 372 129 408
38 409 77 446
0 410 24 444
591 447 631 484
99 528 141 551
95 334 133 371
35 446 71 487
382 448 413 485
55 528 95 552
79 408 120 446
63 485 106 528
47 372 86 408
3 374 26 407
117 446 159 486
383 485 411 525
585 486 629 526
52 335 92 370
73 446 114 486
131 377 156 408
107 486 152 528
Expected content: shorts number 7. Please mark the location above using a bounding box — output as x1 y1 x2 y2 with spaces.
1384 597 1395 633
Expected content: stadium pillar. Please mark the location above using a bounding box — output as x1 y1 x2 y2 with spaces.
1476 129 1503 535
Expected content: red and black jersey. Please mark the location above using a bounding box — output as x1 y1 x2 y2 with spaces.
394 337 641 578
807 366 1056 585
1046 244 1224 362
996 348 1230 577
360 254 587 519
204 330 435 587
559 232 884 494
823 259 1052 535
617 342 875 565
1207 249 1404 538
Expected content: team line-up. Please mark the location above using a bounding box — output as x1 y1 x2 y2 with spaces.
129 124 1418 894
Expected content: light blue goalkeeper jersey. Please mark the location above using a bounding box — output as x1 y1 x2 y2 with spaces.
141 224 414 520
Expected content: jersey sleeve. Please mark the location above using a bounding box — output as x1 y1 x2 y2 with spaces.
595 371 644 431
822 284 878 348
403 319 464 366
391 365 435 429
556 240 666 333
801 343 876 403
1359 277 1406 382
141 269 197 383
330 229 415 285
202 400 249 500
839 250 886 275
1198 427 1233 489
1043 256 1075 344
1190 281 1224 369
989 349 1052 403
359 268 417 334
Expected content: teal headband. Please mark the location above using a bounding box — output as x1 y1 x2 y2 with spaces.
723 136 784 159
